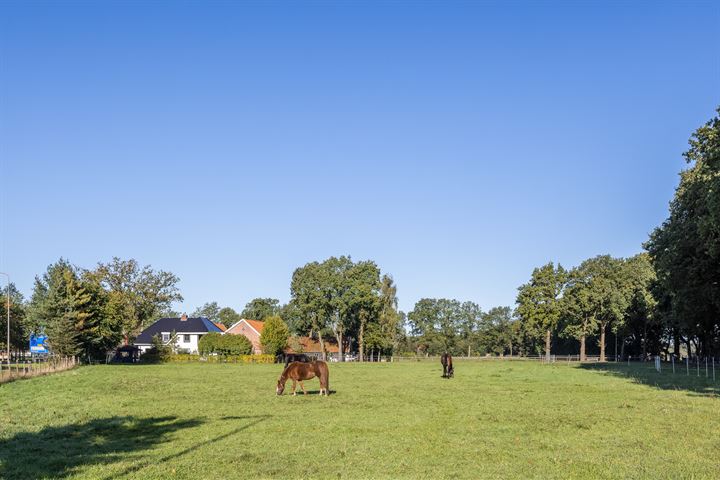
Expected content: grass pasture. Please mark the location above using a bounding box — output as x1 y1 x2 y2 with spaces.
0 360 718 479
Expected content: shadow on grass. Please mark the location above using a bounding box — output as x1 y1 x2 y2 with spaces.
0 414 273 479
0 416 202 479
578 363 719 397
280 390 336 395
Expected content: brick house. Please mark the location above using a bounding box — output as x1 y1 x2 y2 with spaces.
225 319 265 354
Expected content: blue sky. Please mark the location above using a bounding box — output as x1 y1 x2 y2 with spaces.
1 1 718 314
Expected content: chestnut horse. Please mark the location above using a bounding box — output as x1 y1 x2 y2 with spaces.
277 361 330 396
441 353 454 378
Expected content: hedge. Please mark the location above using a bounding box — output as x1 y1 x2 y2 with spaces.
143 353 275 364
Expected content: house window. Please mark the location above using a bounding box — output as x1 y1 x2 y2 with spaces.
183 334 191 343
162 333 170 343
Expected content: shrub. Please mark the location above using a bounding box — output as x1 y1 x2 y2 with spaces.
159 353 275 364
198 332 222 355
260 315 290 357
217 334 252 355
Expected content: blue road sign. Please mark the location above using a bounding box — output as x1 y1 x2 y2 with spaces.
30 333 49 354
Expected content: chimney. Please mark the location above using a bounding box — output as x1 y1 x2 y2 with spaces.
180 314 188 322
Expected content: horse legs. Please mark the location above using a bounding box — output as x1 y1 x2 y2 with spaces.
291 380 297 396
300 381 307 395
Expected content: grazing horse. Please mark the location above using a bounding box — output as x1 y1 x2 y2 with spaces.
284 353 312 366
441 353 454 378
277 361 330 396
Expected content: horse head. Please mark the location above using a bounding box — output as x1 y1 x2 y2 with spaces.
276 374 287 395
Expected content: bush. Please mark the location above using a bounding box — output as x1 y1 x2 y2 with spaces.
157 353 275 364
198 332 222 355
217 334 253 355
260 315 290 357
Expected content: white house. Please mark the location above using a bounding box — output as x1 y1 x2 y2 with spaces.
134 314 224 354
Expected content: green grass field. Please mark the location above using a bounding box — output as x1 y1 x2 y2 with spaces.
1 360 718 479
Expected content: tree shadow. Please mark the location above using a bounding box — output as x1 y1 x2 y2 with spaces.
578 363 720 398
0 416 203 479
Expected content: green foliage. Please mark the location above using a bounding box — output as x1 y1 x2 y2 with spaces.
26 259 106 357
216 334 252 355
89 257 183 340
259 315 289 356
150 353 274 364
217 307 241 328
515 262 566 358
197 332 222 355
646 107 720 357
191 302 220 321
241 298 280 320
0 283 28 351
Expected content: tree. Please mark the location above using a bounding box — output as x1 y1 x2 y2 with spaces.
515 263 566 361
290 261 330 359
479 306 517 356
217 307 241 328
561 256 629 361
408 298 466 355
192 302 220 321
260 315 290 357
241 298 280 320
27 259 106 358
89 257 182 342
646 107 720 357
0 283 28 352
346 260 381 362
378 275 403 355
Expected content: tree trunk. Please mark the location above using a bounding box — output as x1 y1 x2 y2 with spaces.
467 344 471 358
336 330 344 362
318 334 326 362
359 322 365 362
545 329 551 362
580 335 586 362
620 336 626 360
673 330 680 358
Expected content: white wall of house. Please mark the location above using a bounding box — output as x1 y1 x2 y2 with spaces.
137 332 209 354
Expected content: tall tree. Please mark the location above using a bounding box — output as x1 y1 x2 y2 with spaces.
646 107 720 357
89 257 182 342
0 283 27 352
561 256 629 361
241 298 280 320
290 262 330 359
217 307 241 328
515 263 566 360
378 275 403 355
346 260 381 362
27 260 106 357
192 302 220 321
408 298 466 355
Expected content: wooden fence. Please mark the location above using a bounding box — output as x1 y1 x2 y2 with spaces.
0 356 78 384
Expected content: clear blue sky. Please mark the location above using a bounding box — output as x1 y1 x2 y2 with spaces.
1 2 718 314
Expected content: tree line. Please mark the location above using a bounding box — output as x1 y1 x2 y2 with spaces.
2 108 717 361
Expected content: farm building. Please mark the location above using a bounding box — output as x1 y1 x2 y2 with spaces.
134 314 223 354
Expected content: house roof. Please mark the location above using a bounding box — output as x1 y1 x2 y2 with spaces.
226 319 264 335
213 322 227 332
134 317 222 344
284 336 340 354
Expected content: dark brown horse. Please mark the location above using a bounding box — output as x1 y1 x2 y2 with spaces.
277 361 330 396
441 353 454 378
